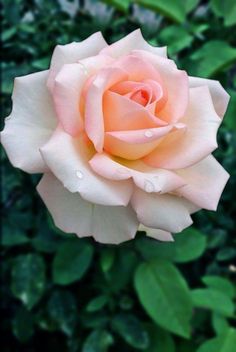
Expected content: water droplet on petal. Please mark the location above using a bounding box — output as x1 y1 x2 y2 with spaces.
76 170 83 179
144 130 153 138
144 179 155 193
78 62 88 76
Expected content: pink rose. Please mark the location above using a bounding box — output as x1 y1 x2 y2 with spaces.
1 30 230 244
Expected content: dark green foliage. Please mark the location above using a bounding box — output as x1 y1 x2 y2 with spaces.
1 0 236 351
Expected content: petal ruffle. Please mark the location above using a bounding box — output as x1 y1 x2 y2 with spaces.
131 188 195 233
40 126 133 206
139 224 174 242
189 76 230 118
176 155 229 210
100 29 166 58
48 32 107 91
89 152 185 193
37 173 139 244
144 86 222 169
1 71 56 173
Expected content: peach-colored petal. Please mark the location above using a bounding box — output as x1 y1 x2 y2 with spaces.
104 124 185 159
40 126 133 206
189 76 230 118
139 224 174 242
176 155 230 210
103 91 166 132
132 50 189 123
37 173 139 244
100 29 166 58
113 54 163 83
47 32 107 91
131 188 194 233
144 86 222 169
84 67 128 152
89 152 185 193
1 71 56 173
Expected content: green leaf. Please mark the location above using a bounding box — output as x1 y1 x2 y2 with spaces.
52 239 94 285
173 228 207 263
11 254 46 309
82 329 114 352
185 0 200 13
202 276 235 298
136 0 186 23
86 295 108 312
159 25 193 55
188 41 236 78
12 306 34 342
100 248 115 273
191 289 234 317
212 313 229 335
136 227 206 263
111 313 149 349
216 247 236 261
102 0 130 13
2 223 29 246
145 324 176 352
134 259 193 338
224 90 236 131
47 290 78 336
211 0 236 26
197 328 236 352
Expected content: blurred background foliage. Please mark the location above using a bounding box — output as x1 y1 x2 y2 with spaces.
1 0 236 351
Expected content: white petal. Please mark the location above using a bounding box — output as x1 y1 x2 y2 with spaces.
1 71 56 173
37 173 139 244
176 155 229 210
131 188 194 233
189 76 230 117
100 29 166 58
40 126 133 206
47 32 107 91
139 224 174 242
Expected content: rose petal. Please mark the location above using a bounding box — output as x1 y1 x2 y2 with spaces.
144 86 222 169
89 152 185 193
131 188 194 233
176 155 229 210
104 124 185 160
132 50 189 123
85 67 128 152
40 126 133 206
1 71 56 173
139 224 174 242
103 91 166 132
47 32 107 91
37 173 139 244
100 29 166 58
189 76 230 117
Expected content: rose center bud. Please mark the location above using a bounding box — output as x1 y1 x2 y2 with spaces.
129 88 151 106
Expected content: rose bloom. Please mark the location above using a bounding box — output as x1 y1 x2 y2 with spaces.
1 30 230 244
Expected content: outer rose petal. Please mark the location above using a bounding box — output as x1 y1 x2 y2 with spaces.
189 76 230 117
176 155 229 210
40 126 133 206
89 152 185 193
139 224 174 242
47 32 107 91
100 29 166 58
1 71 56 173
131 188 195 233
37 173 139 244
144 86 222 169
